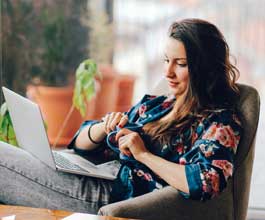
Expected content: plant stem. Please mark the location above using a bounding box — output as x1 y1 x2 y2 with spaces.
52 104 75 148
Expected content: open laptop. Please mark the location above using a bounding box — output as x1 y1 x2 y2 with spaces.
2 87 121 180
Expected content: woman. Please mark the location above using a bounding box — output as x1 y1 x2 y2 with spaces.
0 18 242 213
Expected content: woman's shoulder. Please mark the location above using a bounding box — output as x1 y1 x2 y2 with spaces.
199 108 242 130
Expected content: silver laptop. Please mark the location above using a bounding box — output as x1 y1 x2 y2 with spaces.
2 87 120 180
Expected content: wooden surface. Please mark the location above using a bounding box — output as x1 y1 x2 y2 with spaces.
0 205 137 220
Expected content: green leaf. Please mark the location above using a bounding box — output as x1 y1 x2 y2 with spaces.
73 59 100 118
0 102 8 116
2 117 9 138
85 82 95 101
0 103 18 147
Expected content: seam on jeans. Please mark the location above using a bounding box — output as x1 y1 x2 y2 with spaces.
0 163 110 206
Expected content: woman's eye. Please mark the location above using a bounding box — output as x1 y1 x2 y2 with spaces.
178 63 187 67
163 58 169 63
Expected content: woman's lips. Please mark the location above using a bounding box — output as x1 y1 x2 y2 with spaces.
168 81 179 87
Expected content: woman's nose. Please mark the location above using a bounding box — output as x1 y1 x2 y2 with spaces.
165 63 176 78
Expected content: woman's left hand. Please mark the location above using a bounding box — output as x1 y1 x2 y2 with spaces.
115 128 149 161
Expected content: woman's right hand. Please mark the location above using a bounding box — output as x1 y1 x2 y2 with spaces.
102 112 128 134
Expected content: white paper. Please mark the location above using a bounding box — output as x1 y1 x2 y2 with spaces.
63 213 98 220
1 215 16 220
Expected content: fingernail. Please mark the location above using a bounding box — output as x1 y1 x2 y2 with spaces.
126 151 132 157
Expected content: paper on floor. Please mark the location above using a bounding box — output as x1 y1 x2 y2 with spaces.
63 213 98 220
1 215 16 220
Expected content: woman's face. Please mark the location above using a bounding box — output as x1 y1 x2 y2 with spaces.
163 37 190 98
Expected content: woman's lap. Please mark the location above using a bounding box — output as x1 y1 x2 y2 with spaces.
0 141 113 214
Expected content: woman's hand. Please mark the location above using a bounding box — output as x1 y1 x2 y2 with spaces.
115 128 150 161
102 112 129 134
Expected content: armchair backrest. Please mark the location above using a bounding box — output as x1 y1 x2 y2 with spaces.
233 84 260 220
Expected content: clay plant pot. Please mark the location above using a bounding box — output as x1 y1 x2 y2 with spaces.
26 85 96 147
93 65 119 119
115 74 136 113
93 65 136 118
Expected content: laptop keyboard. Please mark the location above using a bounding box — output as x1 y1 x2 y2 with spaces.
52 151 88 173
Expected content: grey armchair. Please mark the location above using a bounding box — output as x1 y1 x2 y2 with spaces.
98 83 260 220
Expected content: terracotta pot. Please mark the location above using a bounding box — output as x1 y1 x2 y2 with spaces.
93 65 119 119
93 65 136 118
26 85 96 147
115 74 136 113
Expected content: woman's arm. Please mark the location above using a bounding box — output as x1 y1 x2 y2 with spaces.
138 152 189 194
75 122 106 150
75 112 129 151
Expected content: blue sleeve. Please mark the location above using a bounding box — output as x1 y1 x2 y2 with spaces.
180 111 242 201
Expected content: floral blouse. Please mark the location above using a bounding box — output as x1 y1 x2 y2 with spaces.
68 94 242 203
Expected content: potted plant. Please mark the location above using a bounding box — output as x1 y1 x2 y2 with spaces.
2 0 92 146
0 59 100 148
25 1 92 146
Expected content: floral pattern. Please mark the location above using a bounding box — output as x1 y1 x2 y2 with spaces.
202 122 240 150
161 101 172 109
201 168 220 198
212 160 233 180
171 136 186 154
134 169 153 181
199 143 218 157
138 104 147 118
179 157 187 165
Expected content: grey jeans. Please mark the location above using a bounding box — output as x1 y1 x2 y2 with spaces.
0 141 113 214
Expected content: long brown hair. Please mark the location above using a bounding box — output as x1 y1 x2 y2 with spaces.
142 18 240 145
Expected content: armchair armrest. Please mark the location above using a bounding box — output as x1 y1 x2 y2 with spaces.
98 186 185 220
98 184 234 220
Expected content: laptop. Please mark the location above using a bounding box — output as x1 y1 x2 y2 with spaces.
2 87 121 180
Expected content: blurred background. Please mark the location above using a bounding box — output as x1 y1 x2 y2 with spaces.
1 0 264 217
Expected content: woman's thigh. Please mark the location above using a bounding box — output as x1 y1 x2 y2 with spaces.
0 141 113 214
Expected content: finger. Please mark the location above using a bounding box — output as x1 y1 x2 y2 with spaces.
118 135 127 145
106 112 116 133
110 112 123 131
104 114 111 133
119 141 132 156
102 112 111 121
117 114 129 128
123 150 132 157
101 115 108 122
116 128 133 141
